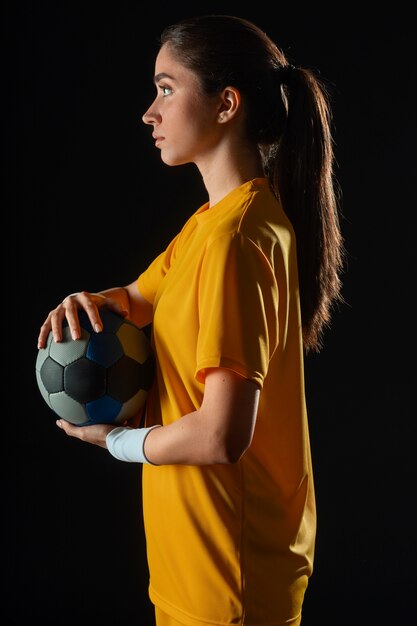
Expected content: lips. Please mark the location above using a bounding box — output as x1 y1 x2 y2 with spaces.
152 132 164 147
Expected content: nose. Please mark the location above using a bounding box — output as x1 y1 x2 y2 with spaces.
142 105 158 126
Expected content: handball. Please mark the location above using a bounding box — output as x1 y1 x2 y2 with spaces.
35 309 155 426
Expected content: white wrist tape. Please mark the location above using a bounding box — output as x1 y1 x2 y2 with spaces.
106 426 161 463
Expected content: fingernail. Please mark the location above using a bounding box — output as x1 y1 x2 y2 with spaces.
94 323 102 333
56 420 62 428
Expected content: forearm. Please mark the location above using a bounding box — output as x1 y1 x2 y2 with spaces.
99 282 153 328
107 369 259 466
97 286 130 311
143 410 233 466
57 409 227 465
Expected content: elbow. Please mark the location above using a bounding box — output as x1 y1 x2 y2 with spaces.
211 436 252 465
222 448 248 465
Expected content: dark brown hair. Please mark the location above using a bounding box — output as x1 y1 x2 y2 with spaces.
161 15 345 352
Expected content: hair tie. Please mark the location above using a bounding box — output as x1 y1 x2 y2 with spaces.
273 63 297 84
281 64 297 80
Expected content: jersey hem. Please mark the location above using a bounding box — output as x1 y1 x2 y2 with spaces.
150 584 302 626
195 357 264 388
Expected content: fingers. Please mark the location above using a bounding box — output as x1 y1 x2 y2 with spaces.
62 291 104 339
56 418 115 449
37 305 67 348
56 419 94 442
37 313 55 349
59 291 126 337
56 418 79 437
37 291 110 349
63 292 129 334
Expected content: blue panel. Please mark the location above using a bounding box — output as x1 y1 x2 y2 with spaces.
78 309 124 334
99 309 124 333
86 333 123 367
86 395 122 424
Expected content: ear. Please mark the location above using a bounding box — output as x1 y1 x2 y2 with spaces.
217 86 241 123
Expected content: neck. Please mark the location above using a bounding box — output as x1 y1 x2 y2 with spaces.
196 141 264 207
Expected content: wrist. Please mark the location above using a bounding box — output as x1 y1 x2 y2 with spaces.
106 425 161 463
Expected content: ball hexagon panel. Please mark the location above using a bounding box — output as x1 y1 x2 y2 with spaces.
117 322 151 364
64 358 106 403
86 332 124 368
107 357 144 402
49 392 89 425
39 357 64 394
49 327 90 366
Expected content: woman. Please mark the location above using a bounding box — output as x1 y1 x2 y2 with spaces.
37 15 344 626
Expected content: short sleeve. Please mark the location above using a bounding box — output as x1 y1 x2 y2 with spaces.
196 232 279 387
138 233 180 305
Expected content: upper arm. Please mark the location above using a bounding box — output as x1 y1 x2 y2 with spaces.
125 281 154 328
200 367 260 463
142 367 260 465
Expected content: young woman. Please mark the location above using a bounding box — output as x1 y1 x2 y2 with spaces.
37 15 344 626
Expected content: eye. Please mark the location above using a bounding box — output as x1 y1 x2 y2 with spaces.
158 84 173 97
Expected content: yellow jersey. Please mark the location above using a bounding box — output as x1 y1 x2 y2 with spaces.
138 178 316 625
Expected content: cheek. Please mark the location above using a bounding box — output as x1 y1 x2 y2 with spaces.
183 104 218 142
179 91 216 128
160 96 219 163
170 107 208 147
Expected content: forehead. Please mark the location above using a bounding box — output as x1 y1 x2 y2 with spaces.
154 44 199 85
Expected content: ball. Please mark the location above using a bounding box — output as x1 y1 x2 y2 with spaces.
35 309 155 426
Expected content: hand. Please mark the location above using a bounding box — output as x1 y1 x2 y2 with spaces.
37 291 128 349
56 418 116 449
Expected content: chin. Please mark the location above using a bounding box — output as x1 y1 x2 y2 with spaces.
161 154 188 167
161 156 176 166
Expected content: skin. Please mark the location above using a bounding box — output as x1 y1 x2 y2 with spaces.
37 44 264 465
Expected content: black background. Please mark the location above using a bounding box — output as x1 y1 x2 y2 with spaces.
6 3 416 625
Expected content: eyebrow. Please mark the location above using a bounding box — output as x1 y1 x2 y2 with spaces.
154 72 175 83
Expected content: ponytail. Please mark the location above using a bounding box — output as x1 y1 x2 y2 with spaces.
268 67 345 352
